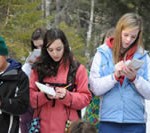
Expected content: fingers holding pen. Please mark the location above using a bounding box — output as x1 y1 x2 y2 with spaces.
46 84 72 99
114 62 137 82
55 87 67 99
55 83 72 99
114 61 125 78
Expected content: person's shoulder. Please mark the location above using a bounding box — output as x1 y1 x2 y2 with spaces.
78 64 85 70
18 68 29 79
71 60 87 74
76 64 88 76
22 62 32 76
22 62 31 69
97 43 109 51
136 47 149 58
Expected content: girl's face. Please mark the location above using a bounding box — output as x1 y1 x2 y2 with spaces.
47 39 64 62
121 28 139 49
0 56 7 72
33 39 43 49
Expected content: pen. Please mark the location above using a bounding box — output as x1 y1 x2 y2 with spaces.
63 83 72 89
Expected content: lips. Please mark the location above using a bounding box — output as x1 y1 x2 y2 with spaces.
124 43 130 48
53 57 60 61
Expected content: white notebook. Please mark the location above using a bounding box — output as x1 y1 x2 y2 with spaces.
35 82 56 96
26 49 41 62
125 59 144 70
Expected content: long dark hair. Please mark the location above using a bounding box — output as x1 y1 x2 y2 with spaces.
33 28 78 81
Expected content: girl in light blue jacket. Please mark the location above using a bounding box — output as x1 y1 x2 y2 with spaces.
89 13 150 133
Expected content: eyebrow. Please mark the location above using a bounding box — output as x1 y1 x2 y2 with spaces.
48 46 63 50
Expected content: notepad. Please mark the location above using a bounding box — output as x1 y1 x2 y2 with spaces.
26 49 41 62
35 82 56 96
125 59 144 70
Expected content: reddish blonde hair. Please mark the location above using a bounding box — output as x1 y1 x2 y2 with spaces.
113 13 144 64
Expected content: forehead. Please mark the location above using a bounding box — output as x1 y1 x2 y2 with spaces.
48 39 63 48
33 39 43 44
122 28 139 35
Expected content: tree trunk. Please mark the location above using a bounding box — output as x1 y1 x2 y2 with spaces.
55 0 62 26
85 0 94 59
42 0 51 28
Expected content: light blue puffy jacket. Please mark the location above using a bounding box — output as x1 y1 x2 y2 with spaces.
90 43 150 123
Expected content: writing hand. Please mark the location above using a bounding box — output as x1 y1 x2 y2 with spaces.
122 66 137 81
114 61 126 78
55 87 67 99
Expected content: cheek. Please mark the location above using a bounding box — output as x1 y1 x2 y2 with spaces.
121 36 126 42
121 38 125 45
47 51 52 58
131 38 136 44
0 62 3 69
61 50 64 56
60 50 64 57
0 59 3 65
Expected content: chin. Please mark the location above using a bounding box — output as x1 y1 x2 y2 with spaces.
53 59 61 62
122 45 129 49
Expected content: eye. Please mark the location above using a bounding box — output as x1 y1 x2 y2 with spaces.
122 32 129 37
131 35 136 39
123 33 128 37
47 48 53 52
56 46 64 51
56 48 62 51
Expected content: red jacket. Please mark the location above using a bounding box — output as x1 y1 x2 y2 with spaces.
30 63 92 133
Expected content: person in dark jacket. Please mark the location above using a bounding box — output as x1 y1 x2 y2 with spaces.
0 36 29 133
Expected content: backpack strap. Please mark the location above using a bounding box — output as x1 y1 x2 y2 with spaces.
67 61 80 91
67 61 81 118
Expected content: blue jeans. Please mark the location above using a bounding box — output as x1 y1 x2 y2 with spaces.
99 122 146 133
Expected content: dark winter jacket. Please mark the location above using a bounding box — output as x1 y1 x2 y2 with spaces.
0 58 29 133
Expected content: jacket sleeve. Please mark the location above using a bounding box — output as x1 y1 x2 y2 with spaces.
22 62 32 77
59 64 92 110
133 55 150 99
89 52 117 96
0 70 29 115
30 70 49 109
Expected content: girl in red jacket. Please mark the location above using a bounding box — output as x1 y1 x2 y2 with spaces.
30 28 92 133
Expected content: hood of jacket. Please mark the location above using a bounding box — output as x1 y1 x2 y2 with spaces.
6 58 22 72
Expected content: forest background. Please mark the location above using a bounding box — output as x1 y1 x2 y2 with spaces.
0 0 150 66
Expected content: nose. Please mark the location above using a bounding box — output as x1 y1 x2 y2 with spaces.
127 36 131 41
53 50 57 56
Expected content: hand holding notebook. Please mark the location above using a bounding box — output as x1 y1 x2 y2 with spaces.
125 59 144 70
35 82 56 96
